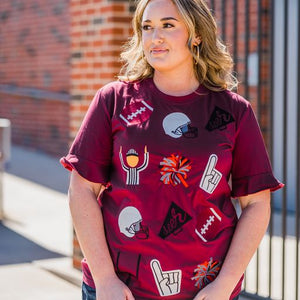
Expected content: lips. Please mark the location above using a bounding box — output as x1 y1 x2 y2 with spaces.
150 49 168 55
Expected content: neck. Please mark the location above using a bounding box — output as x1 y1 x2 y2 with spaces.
153 71 199 97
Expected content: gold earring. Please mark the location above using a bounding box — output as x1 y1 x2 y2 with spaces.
194 44 200 65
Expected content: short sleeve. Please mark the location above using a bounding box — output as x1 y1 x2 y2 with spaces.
231 102 283 197
60 88 113 184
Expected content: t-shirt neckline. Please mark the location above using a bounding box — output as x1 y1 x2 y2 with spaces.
146 77 209 104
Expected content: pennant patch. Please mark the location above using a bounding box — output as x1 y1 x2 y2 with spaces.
205 106 234 131
159 202 192 239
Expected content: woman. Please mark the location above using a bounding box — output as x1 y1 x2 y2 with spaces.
61 0 283 299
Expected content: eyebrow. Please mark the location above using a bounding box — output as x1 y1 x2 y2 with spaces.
142 17 179 23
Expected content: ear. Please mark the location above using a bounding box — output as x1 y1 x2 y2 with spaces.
193 36 202 46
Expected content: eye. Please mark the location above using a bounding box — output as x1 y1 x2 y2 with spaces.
163 23 174 28
142 24 152 31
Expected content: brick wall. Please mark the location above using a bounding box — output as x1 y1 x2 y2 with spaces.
0 86 70 155
0 0 70 92
0 0 70 156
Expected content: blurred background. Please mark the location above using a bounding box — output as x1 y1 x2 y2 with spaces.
0 0 299 299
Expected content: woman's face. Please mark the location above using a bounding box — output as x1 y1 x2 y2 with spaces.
141 0 194 75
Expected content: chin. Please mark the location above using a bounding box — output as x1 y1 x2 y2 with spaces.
149 62 173 73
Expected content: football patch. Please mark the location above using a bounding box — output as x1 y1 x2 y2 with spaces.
195 207 222 242
119 100 153 126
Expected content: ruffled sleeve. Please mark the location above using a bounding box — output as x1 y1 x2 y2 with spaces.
60 87 113 184
231 102 283 197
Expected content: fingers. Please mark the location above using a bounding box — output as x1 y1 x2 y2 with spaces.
206 154 217 175
210 172 221 185
168 271 179 285
200 154 222 194
151 259 164 282
168 272 174 284
173 271 178 283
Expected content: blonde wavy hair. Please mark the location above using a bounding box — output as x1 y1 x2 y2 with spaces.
118 0 238 91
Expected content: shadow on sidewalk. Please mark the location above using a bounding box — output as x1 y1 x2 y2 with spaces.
0 222 65 265
5 146 69 194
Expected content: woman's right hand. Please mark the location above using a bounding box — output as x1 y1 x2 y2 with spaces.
96 276 135 300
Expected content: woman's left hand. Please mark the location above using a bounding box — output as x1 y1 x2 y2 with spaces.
193 280 231 300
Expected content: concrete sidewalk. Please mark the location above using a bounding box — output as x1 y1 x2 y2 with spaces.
0 146 82 300
0 145 250 300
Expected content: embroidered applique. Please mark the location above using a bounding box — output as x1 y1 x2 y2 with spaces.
151 259 182 297
118 206 149 239
114 252 142 286
119 100 153 126
191 258 221 289
205 106 235 131
116 252 142 278
119 146 149 185
159 202 192 239
163 112 198 138
160 154 192 188
195 207 222 242
199 154 222 194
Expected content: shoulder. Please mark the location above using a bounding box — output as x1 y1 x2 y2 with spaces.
209 89 252 122
92 79 150 116
92 80 136 106
96 80 131 97
94 80 150 105
217 89 250 109
97 79 147 95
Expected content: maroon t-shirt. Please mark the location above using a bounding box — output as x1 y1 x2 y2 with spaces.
61 78 283 299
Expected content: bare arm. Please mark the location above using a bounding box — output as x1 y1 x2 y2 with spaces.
68 170 134 300
194 189 271 300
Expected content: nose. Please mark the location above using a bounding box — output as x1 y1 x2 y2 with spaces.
152 27 164 43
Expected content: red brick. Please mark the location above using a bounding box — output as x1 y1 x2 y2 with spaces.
100 4 126 13
100 27 125 35
86 8 96 15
